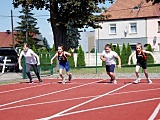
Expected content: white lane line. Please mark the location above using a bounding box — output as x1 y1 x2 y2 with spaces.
57 97 160 118
1 86 160 111
0 83 51 94
0 79 104 108
37 83 132 120
148 103 160 120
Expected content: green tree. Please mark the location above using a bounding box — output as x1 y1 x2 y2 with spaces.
50 44 56 67
115 44 120 64
43 37 50 51
121 43 127 65
66 23 80 49
13 0 113 50
32 45 37 53
110 43 114 51
68 48 75 68
14 7 40 48
145 44 154 63
126 43 133 64
77 45 85 67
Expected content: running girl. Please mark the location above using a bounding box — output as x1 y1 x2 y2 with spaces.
128 43 156 84
51 45 74 84
100 44 121 84
19 43 42 83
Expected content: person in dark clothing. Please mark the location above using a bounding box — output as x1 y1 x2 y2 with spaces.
51 45 74 84
128 43 156 84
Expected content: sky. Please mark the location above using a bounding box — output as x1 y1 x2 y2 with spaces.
0 0 111 47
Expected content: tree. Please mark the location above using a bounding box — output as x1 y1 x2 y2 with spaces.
126 43 133 64
43 37 50 51
14 7 40 48
121 43 128 65
110 43 114 51
77 45 85 67
66 23 80 49
145 44 154 63
115 44 120 64
13 0 113 50
68 48 75 68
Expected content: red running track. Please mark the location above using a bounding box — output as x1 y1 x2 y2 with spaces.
0 78 160 120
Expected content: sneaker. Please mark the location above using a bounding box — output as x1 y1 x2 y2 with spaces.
68 74 72 81
133 78 141 84
109 79 114 83
39 79 42 83
62 78 66 84
147 78 152 84
113 80 117 84
29 81 34 84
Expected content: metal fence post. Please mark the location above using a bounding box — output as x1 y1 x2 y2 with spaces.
22 57 27 79
96 49 98 74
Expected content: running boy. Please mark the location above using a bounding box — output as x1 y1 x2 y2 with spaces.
51 45 74 84
128 43 156 84
100 44 121 84
19 43 42 83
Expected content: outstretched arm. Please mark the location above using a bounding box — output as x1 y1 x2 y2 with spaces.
115 54 121 68
64 48 75 57
18 53 23 70
51 53 58 64
143 50 156 62
128 51 136 65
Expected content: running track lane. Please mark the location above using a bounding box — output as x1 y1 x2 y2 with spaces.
0 79 160 120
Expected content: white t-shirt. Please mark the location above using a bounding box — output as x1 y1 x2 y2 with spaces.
20 49 37 64
101 50 117 65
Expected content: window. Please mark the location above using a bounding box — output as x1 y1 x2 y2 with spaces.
129 23 137 33
109 24 116 34
158 21 160 32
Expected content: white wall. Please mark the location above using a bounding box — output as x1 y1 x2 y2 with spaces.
147 18 160 51
95 19 147 40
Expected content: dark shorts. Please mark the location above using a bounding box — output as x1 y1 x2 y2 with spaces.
136 61 147 69
106 64 116 72
59 61 70 72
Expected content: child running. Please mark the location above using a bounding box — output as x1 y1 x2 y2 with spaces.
18 43 42 83
128 43 156 84
51 45 74 84
100 44 121 84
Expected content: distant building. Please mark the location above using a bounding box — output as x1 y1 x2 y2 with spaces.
79 30 95 53
95 0 160 52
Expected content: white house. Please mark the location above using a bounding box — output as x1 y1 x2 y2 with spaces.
95 0 160 52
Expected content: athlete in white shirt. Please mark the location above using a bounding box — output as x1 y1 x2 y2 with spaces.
100 44 121 84
18 43 42 83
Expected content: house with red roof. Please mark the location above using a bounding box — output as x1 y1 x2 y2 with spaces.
0 30 44 49
95 0 160 52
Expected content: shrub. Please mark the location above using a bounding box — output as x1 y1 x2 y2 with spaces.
145 44 154 63
77 45 86 67
126 43 133 64
68 48 75 68
115 44 121 64
121 43 128 65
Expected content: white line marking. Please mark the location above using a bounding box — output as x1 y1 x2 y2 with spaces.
37 83 132 120
57 97 160 118
0 83 51 94
1 86 160 111
0 79 104 108
148 103 160 120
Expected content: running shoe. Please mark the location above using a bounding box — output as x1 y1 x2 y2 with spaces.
62 78 66 84
147 78 152 84
113 80 117 84
68 74 72 81
29 81 34 84
39 79 42 83
133 78 141 84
